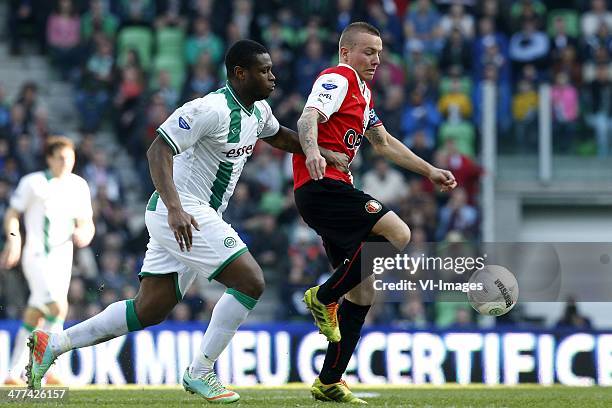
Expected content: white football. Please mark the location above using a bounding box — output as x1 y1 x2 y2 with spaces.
467 265 519 316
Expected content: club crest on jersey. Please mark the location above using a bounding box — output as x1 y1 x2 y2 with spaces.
178 116 191 130
322 83 337 90
365 200 382 214
224 237 237 248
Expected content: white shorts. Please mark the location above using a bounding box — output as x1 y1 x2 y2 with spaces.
140 203 247 300
22 244 73 312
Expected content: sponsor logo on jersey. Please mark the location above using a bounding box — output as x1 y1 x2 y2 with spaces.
344 129 363 150
322 83 337 90
317 93 332 105
225 143 255 158
224 237 237 248
365 200 382 214
178 116 191 130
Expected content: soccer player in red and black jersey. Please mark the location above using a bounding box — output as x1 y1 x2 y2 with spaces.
293 22 457 403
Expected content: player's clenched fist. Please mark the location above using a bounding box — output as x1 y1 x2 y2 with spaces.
167 209 200 252
429 168 457 192
305 151 327 180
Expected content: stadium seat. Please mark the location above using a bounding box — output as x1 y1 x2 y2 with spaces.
152 55 186 91
118 26 154 70
547 9 580 38
156 27 185 59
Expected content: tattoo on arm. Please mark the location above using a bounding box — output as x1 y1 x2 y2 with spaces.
365 126 387 147
297 109 322 155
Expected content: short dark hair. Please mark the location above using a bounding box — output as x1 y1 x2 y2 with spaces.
339 22 381 49
45 136 74 157
225 40 269 78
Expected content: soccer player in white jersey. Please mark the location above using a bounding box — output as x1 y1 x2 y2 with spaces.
1 136 95 386
25 40 348 402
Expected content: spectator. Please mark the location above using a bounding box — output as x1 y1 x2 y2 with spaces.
154 0 188 30
439 29 472 74
510 0 546 32
80 0 119 45
552 46 582 87
8 0 51 55
0 84 10 132
46 0 81 80
77 36 116 131
14 133 39 174
584 64 612 157
185 17 224 66
366 0 403 54
295 38 329 97
401 89 441 148
581 0 612 38
438 78 473 119
437 140 482 202
15 81 40 131
113 66 145 151
473 63 512 133
117 0 156 27
439 3 474 39
403 0 443 56
550 16 578 63
231 0 256 38
84 150 122 201
512 79 539 152
435 188 478 241
583 21 612 62
362 157 409 209
155 70 179 111
376 86 405 137
551 72 579 153
555 297 592 329
250 213 288 273
509 18 550 73
182 53 218 102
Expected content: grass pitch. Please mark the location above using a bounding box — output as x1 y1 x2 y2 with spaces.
1 384 610 407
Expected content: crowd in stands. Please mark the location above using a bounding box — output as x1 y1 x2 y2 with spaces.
1 0 608 328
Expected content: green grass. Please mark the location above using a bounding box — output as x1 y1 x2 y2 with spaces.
1 384 611 407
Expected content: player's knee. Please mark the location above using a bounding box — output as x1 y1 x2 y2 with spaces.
232 264 265 299
134 295 175 327
395 225 411 250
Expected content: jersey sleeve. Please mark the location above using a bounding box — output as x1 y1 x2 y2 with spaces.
257 100 280 139
9 175 33 212
157 99 223 155
74 178 93 220
304 73 349 122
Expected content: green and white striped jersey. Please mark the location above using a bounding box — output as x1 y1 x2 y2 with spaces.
10 170 93 256
153 84 280 215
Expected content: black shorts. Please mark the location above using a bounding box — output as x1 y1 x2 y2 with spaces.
294 178 390 268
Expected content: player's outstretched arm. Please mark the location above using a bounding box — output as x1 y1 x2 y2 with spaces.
147 136 199 252
297 108 327 180
0 207 22 269
365 125 457 192
264 126 350 173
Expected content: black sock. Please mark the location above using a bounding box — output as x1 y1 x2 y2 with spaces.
317 244 364 305
319 300 370 385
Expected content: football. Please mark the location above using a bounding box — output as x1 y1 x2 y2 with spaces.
467 265 519 316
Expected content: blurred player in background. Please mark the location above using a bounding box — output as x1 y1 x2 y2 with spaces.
293 22 457 403
25 40 347 402
0 136 94 385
